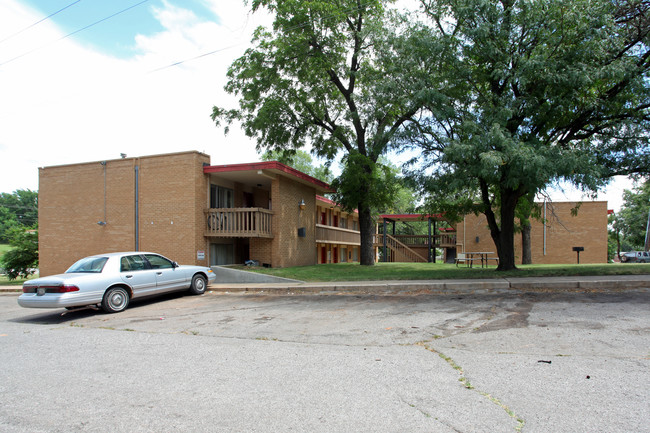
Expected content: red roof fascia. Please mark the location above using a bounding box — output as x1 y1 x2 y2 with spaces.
204 161 333 192
379 213 446 220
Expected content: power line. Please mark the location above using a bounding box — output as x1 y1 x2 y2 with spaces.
148 0 378 72
0 0 83 45
0 0 151 68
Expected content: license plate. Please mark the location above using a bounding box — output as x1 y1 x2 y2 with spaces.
36 288 45 296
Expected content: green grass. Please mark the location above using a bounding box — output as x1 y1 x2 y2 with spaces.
230 261 650 282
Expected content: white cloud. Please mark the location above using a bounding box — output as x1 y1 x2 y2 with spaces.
0 0 271 193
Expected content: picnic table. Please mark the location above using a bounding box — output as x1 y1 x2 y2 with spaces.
455 251 499 268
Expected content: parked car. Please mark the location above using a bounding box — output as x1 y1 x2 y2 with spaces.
620 251 650 263
18 252 216 313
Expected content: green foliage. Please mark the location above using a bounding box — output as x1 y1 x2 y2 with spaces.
611 180 650 250
0 228 38 280
261 149 334 183
407 0 650 270
213 0 432 264
0 189 38 243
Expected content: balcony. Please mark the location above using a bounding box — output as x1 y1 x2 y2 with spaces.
315 224 361 245
205 208 273 238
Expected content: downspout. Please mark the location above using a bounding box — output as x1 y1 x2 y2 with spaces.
135 164 139 251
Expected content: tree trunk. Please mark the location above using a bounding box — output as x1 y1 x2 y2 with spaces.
358 202 375 266
521 219 532 264
482 185 521 271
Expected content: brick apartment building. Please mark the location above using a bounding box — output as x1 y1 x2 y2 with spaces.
38 151 360 276
38 151 608 275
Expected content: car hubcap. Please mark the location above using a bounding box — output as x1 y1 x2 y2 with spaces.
110 291 126 309
196 278 205 291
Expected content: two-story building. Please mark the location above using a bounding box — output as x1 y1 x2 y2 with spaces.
37 150 609 275
38 151 360 276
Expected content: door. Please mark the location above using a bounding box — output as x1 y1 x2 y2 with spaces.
120 254 157 297
144 254 187 292
320 246 327 264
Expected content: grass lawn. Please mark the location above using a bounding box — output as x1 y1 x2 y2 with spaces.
232 261 650 282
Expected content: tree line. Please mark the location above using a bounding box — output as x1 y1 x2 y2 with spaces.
0 189 39 280
213 0 650 270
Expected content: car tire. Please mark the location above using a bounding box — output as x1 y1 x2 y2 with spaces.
101 287 130 313
188 274 207 295
620 256 627 262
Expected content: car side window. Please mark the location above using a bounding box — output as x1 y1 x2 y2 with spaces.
144 254 173 269
120 255 148 272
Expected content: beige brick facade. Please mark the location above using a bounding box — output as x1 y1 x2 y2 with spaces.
456 201 608 264
39 151 210 275
38 152 356 275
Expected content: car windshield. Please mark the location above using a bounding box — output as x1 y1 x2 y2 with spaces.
66 257 109 273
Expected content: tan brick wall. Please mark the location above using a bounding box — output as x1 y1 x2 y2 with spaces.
455 201 608 264
267 176 317 267
39 151 210 276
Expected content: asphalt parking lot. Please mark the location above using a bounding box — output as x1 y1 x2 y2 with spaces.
1 287 649 433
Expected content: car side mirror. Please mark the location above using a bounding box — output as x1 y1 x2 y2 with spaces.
172 261 179 268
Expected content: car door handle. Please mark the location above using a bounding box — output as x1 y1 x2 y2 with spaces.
125 275 133 278
156 272 162 275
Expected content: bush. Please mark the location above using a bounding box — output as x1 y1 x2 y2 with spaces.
0 229 38 280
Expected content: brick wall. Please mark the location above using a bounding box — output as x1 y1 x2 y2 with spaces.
455 201 608 264
267 176 317 267
39 151 210 276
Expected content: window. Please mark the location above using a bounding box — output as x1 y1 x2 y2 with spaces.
340 217 348 229
210 185 234 208
120 255 148 272
144 254 174 269
67 257 108 273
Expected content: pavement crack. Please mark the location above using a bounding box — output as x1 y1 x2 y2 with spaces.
416 341 526 432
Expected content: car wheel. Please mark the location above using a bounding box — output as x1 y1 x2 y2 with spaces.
101 287 130 313
620 256 627 262
188 274 207 295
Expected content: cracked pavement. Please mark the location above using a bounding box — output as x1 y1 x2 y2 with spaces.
1 288 649 432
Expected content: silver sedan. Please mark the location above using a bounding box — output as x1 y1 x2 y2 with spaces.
18 252 216 313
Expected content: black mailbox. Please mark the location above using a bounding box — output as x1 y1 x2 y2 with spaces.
297 227 306 237
573 246 584 264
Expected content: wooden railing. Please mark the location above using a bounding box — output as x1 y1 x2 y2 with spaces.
315 224 361 245
382 234 457 247
205 208 273 238
373 234 427 263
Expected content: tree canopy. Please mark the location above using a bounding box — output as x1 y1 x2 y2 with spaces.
213 0 432 265
404 0 650 270
0 189 38 243
612 179 650 251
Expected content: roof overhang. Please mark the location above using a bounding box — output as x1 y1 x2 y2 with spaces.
204 161 333 193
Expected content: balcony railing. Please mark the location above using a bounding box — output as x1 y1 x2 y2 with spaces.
315 224 361 245
205 208 273 238
377 234 457 247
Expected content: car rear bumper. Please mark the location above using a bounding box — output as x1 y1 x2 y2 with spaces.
17 292 103 309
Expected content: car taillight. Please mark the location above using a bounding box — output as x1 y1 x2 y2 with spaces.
23 285 80 293
53 285 80 293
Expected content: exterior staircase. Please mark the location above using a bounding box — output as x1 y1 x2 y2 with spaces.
373 234 428 263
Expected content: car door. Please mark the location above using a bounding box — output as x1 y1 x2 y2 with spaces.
143 254 188 292
119 254 158 297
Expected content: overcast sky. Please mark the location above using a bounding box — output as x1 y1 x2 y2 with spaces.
0 0 637 210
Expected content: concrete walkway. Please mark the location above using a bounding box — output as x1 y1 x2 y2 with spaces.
3 274 649 296
207 274 650 295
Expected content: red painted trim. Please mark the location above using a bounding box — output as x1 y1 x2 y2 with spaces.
379 213 446 220
204 161 333 192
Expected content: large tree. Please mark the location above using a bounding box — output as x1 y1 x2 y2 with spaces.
212 0 431 265
405 0 650 270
